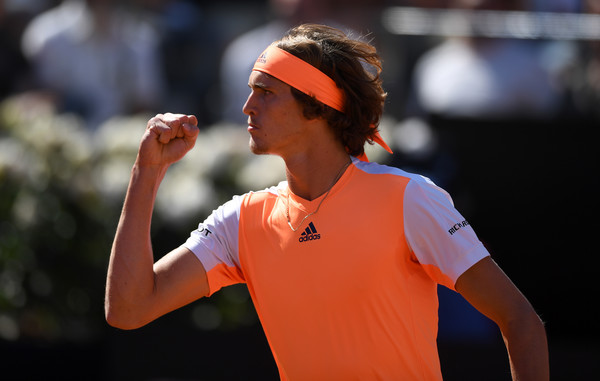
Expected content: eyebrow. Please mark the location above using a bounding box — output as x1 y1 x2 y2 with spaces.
248 81 270 90
248 72 289 91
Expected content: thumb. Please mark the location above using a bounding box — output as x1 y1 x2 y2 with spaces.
182 121 199 138
187 114 198 126
181 120 199 149
182 115 198 137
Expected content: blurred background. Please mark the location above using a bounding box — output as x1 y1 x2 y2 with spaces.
0 0 598 379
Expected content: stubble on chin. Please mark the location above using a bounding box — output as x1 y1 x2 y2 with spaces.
249 137 267 155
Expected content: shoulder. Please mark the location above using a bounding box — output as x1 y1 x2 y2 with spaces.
351 158 455 214
219 182 286 219
352 158 442 191
243 181 286 203
352 157 421 179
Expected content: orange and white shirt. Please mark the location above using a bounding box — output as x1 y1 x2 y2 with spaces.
183 156 490 380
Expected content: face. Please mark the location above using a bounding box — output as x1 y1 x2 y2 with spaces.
243 71 310 157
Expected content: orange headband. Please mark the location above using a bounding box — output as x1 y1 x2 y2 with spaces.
253 45 393 161
253 45 345 112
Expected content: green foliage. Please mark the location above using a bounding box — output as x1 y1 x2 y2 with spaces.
0 94 285 342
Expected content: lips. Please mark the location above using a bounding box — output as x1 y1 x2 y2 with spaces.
247 120 259 132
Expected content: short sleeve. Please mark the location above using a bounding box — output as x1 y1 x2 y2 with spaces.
403 177 490 289
183 195 245 295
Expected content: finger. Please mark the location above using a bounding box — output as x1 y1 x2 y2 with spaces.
175 125 185 139
186 115 198 126
148 113 197 143
146 114 163 130
148 119 173 144
179 115 199 139
168 114 194 138
182 122 199 141
157 125 173 144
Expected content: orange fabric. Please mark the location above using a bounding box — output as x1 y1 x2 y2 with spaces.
205 263 245 296
236 165 443 380
373 130 393 154
253 45 345 112
356 130 394 162
253 45 394 162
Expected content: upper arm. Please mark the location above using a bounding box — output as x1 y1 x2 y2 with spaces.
143 194 244 325
403 177 490 289
148 246 210 321
455 256 537 330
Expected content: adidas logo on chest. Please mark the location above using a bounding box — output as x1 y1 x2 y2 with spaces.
298 222 321 243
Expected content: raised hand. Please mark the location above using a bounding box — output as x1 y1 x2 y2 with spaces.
137 113 199 167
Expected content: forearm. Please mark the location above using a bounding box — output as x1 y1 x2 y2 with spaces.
501 309 549 381
105 161 168 328
455 257 549 381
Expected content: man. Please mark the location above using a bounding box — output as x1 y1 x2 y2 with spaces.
105 24 548 380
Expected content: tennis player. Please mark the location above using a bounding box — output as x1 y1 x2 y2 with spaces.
105 24 549 380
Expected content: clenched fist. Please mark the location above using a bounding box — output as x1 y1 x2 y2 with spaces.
137 113 199 168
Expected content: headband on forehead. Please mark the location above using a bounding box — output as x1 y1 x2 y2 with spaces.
253 45 393 161
253 45 345 112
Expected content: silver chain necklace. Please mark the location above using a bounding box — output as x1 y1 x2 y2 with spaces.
285 161 351 232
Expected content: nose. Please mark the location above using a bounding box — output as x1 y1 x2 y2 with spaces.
242 91 255 116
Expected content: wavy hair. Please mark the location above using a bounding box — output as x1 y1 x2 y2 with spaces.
275 24 387 157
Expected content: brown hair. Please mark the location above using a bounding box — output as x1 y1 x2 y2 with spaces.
275 24 387 157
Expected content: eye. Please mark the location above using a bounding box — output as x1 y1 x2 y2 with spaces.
248 81 275 98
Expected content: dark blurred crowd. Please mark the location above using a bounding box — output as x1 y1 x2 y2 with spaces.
1 0 598 131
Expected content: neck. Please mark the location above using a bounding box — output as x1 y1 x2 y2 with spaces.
284 149 351 201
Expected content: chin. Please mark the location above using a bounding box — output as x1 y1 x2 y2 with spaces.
249 139 268 155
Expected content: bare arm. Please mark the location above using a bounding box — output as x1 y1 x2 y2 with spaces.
455 256 549 381
105 113 209 329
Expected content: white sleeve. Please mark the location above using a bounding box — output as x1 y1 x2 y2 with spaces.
404 176 490 287
182 195 243 274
